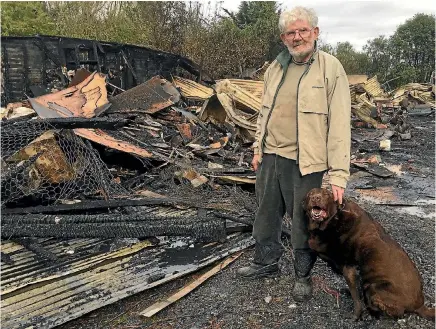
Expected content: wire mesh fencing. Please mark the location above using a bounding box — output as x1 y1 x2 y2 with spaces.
1 119 127 206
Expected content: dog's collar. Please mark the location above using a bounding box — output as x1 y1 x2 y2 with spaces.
325 200 346 222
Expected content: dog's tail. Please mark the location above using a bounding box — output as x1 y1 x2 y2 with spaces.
414 305 435 321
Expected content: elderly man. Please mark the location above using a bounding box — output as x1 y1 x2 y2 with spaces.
237 6 351 302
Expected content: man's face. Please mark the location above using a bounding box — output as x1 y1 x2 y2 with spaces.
280 19 319 61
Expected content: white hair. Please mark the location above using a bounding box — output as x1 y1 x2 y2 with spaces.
279 6 319 32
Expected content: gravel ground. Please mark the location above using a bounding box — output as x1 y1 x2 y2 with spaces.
62 115 435 329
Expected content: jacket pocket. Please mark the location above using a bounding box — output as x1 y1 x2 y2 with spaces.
299 106 328 115
298 106 329 132
299 83 329 115
298 108 328 165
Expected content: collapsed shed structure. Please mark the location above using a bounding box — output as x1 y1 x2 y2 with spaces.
0 36 264 328
1 35 212 106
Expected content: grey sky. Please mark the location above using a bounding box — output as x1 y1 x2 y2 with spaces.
218 0 435 51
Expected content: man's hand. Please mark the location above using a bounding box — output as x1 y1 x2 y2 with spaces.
251 154 260 172
331 184 345 205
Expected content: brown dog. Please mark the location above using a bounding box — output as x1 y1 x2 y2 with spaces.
304 188 435 321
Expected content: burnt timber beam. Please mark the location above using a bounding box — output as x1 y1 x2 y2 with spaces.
12 237 59 262
121 49 139 83
2 197 239 215
2 216 227 242
1 117 130 130
33 37 62 67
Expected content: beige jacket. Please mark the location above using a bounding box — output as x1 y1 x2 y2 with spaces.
253 49 351 188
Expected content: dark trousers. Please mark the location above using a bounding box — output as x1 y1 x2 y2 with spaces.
252 154 324 268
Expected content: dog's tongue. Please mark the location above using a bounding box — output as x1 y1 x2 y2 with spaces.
312 209 327 219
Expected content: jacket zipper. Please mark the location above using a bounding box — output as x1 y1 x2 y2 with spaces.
295 59 313 164
260 57 314 158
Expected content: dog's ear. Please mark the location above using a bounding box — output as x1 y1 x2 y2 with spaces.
302 189 315 211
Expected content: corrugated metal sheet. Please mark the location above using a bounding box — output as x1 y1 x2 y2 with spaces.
215 79 262 112
347 75 368 85
363 75 385 98
1 233 253 329
173 76 214 101
350 89 357 104
216 93 257 132
351 93 379 127
392 83 435 107
109 76 181 114
225 79 264 100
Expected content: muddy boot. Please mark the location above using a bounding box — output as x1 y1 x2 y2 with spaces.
237 244 282 278
237 262 279 278
293 276 313 302
292 249 317 302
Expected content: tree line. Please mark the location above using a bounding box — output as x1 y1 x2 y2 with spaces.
1 1 434 88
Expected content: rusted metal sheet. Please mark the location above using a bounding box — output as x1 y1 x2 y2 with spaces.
74 128 153 158
181 169 209 188
109 76 180 114
0 233 253 329
176 123 193 140
68 68 92 87
34 72 109 118
27 73 153 159
173 76 214 101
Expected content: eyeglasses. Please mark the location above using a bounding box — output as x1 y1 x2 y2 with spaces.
283 27 315 39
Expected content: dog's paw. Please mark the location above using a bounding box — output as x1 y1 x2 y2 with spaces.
353 313 362 322
353 305 363 321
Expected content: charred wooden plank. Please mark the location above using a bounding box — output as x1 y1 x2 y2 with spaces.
2 197 234 215
214 212 291 238
2 211 213 224
12 237 58 262
1 252 14 265
0 117 129 131
2 218 226 242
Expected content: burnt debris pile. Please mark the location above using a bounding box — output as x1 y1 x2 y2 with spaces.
1 68 261 244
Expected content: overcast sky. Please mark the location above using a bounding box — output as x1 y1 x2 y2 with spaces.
217 0 435 51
